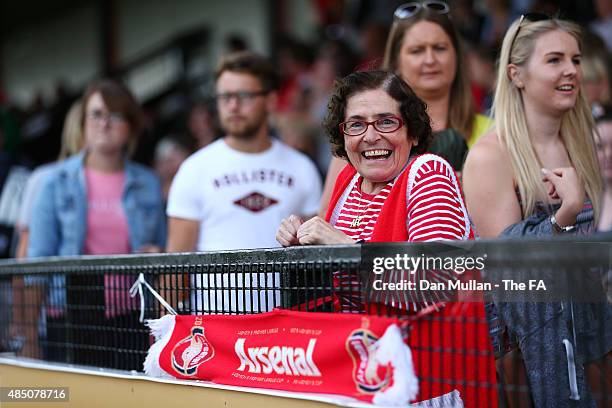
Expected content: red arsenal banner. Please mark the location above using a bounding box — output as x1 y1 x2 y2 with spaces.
145 309 417 405
144 308 497 406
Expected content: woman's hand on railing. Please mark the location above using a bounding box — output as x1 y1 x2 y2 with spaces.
276 215 303 247
296 216 355 245
278 215 355 246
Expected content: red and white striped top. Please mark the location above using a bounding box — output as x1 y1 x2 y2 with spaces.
333 156 470 243
406 157 469 241
331 156 471 313
335 178 394 242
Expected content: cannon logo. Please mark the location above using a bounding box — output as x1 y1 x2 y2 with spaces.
171 326 215 376
235 338 321 376
346 329 392 394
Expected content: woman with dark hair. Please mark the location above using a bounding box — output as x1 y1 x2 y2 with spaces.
278 70 468 246
28 78 166 370
319 1 491 217
277 71 496 406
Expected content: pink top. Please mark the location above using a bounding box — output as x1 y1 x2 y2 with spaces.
84 167 135 318
84 168 130 255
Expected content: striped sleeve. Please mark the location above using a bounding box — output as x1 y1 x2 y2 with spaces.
407 156 470 242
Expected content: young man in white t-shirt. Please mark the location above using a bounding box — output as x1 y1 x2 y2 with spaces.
166 52 321 312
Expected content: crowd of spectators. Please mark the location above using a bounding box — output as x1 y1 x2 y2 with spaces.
0 0 611 405
0 2 609 231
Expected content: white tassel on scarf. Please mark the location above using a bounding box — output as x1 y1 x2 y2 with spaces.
372 324 419 405
143 315 176 379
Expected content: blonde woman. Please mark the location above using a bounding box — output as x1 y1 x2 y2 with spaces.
463 14 609 407
464 15 601 237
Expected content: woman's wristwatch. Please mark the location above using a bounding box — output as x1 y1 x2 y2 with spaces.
550 213 576 233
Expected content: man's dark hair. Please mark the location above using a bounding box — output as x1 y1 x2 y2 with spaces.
323 70 432 160
215 51 280 92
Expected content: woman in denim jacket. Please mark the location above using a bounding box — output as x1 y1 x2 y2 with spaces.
27 79 166 370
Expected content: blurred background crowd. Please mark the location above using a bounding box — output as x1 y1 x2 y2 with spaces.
0 0 610 258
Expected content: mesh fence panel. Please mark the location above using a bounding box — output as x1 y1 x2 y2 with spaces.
1 240 610 407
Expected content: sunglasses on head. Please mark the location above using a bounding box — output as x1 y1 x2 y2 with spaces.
393 1 449 20
509 12 551 53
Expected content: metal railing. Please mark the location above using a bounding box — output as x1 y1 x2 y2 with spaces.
1 238 610 407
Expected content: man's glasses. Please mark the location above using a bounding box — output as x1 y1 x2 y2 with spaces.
87 110 127 125
339 115 404 136
393 1 449 20
215 90 268 105
508 13 551 55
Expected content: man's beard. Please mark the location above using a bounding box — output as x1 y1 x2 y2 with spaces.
221 115 266 140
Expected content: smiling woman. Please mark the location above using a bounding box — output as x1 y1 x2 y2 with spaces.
462 15 610 407
276 70 473 247
276 71 497 406
463 17 601 237
329 85 429 196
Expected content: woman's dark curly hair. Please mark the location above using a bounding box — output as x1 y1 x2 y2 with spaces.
323 70 432 161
